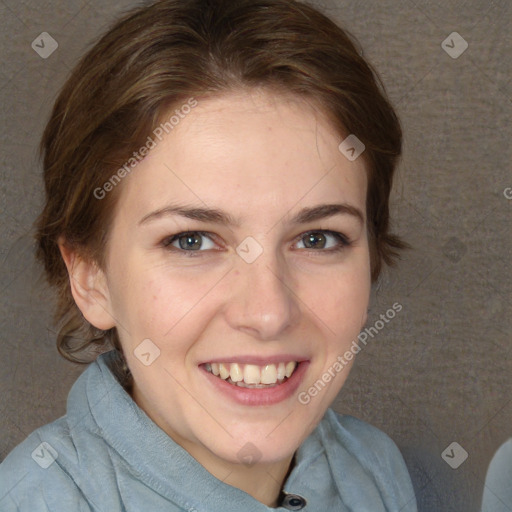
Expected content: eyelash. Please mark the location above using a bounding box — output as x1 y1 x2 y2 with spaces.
161 230 352 257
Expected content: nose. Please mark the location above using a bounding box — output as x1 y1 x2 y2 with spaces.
223 249 301 341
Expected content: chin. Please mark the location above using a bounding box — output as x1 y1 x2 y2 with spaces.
205 428 303 466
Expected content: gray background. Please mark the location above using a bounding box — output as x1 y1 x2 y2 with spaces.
0 0 510 511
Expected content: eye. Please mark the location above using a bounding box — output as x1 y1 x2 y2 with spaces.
161 229 351 256
295 230 351 252
163 231 217 253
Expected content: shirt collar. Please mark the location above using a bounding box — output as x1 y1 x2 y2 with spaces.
67 350 332 511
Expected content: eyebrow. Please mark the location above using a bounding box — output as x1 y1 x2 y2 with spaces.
138 202 365 227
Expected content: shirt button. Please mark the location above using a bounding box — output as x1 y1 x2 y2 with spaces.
281 493 307 510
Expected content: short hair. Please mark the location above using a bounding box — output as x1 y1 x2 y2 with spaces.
35 0 408 367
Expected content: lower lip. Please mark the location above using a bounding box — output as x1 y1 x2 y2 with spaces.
201 362 309 406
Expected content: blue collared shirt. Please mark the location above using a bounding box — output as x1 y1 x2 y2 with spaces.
0 351 417 511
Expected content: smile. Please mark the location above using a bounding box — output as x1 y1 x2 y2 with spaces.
204 361 298 388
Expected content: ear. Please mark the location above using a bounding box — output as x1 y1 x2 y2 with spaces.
58 239 116 330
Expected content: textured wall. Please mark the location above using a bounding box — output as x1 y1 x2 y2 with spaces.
0 1 510 511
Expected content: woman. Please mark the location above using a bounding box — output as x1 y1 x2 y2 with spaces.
0 0 416 510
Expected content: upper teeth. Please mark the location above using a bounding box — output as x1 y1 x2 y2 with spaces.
206 362 297 386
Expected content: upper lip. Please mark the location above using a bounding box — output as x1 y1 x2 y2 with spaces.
200 355 309 365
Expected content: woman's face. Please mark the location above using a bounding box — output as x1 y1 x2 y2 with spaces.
100 89 371 468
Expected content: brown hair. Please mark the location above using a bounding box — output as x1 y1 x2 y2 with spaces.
35 0 408 371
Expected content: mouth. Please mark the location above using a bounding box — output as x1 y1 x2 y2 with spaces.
203 361 299 388
200 358 309 406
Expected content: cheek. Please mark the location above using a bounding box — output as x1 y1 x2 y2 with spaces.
105 260 172 343
315 254 371 346
131 277 186 338
122 267 219 346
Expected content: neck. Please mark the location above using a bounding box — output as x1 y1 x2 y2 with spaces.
130 386 295 507
182 435 295 506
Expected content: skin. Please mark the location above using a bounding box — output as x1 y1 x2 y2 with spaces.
61 88 371 506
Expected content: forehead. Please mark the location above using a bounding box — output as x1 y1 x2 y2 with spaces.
114 89 367 224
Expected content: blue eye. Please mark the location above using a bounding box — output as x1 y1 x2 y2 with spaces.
295 230 351 251
163 231 216 252
162 229 351 257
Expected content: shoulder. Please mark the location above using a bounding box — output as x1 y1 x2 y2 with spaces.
0 418 92 511
324 408 404 460
0 354 132 512
490 437 512 461
320 408 417 510
482 438 512 510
